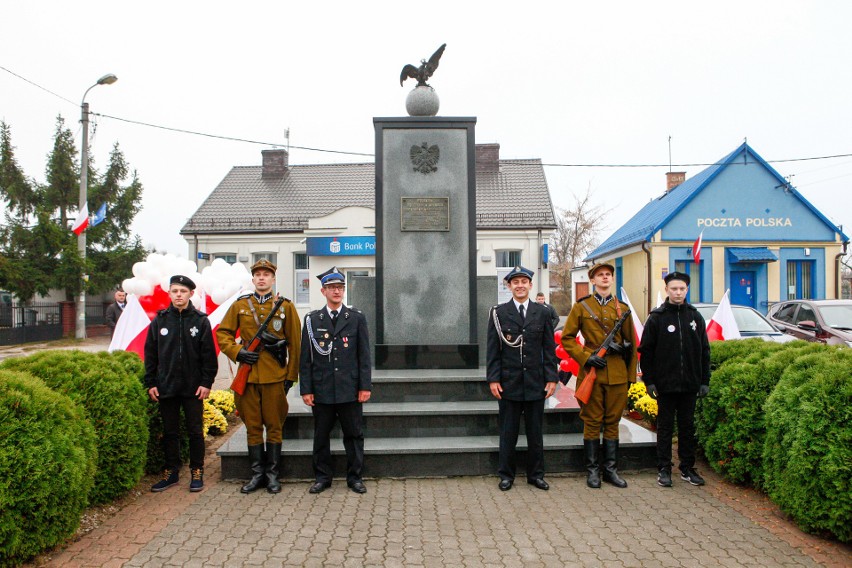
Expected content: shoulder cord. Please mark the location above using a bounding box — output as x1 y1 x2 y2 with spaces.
306 315 332 359
491 307 523 350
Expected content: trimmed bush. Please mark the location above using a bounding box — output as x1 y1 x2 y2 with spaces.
0 351 148 504
697 341 830 486
0 370 97 567
762 349 852 542
709 338 776 371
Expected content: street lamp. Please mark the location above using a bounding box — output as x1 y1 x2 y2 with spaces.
76 73 117 339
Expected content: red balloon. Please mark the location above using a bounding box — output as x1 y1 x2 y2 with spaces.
137 285 171 320
554 329 562 343
555 345 568 360
559 359 572 373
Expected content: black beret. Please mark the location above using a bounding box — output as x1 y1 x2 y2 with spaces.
664 271 690 286
169 274 196 290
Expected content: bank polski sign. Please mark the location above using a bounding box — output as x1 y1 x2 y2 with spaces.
306 236 376 256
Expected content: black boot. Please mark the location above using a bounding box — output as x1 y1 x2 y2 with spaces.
266 442 282 494
241 444 267 494
602 438 628 488
584 439 601 488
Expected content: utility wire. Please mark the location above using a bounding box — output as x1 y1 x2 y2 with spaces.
0 65 76 106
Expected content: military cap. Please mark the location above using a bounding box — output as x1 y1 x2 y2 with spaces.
251 258 277 274
169 274 196 290
504 265 534 282
664 271 690 286
588 262 616 278
317 266 345 286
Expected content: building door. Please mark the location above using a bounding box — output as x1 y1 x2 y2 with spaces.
730 270 755 307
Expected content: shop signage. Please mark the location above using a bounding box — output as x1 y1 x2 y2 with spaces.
306 236 376 256
697 217 792 228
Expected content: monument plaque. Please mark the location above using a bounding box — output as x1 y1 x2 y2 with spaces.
400 197 450 231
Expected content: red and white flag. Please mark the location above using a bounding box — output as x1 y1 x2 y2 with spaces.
71 203 90 235
706 290 741 341
656 290 665 308
692 230 704 264
206 290 243 353
108 294 151 358
620 287 644 342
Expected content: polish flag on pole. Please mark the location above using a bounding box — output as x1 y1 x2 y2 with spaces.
656 290 665 308
108 294 152 358
206 290 243 353
706 290 742 342
71 203 90 235
692 230 704 264
619 287 644 342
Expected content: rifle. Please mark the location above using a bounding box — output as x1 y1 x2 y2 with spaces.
230 296 286 396
574 309 631 405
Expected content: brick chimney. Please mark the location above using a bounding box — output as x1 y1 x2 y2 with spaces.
666 171 686 192
475 143 500 173
262 149 289 179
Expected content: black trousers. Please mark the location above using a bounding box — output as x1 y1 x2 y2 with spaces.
311 401 364 484
159 396 205 471
497 398 545 482
655 391 697 471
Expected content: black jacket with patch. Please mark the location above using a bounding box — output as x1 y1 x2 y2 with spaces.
144 304 218 398
638 300 711 393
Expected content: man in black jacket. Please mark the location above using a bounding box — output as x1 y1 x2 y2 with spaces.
638 271 710 488
487 266 558 491
144 275 218 493
104 288 126 337
300 267 372 495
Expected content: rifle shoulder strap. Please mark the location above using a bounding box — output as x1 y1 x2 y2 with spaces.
579 299 611 334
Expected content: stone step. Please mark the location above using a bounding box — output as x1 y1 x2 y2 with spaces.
368 367 491 403
283 401 583 439
218 420 657 479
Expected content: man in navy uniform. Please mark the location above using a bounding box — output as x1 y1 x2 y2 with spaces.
487 266 559 491
300 267 372 494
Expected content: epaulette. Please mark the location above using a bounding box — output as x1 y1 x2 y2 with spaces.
237 292 253 300
349 307 362 313
281 296 292 303
576 294 592 302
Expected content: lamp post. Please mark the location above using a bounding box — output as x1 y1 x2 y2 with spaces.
76 73 117 339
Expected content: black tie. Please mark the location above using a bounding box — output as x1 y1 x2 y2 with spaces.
519 304 525 321
331 309 339 327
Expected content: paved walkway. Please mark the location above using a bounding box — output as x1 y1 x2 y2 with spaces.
4 338 849 567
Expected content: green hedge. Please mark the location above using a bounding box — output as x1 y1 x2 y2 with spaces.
708 338 776 371
0 370 97 567
0 351 148 504
697 342 830 486
762 349 852 542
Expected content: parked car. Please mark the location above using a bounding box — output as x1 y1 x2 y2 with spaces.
766 299 852 347
693 303 797 343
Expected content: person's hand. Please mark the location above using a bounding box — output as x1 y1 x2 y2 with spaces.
283 380 294 395
196 386 211 400
646 384 658 399
236 348 260 365
544 382 557 399
260 330 279 346
148 387 159 402
302 394 315 407
586 354 607 369
698 384 710 398
358 390 371 403
489 382 503 400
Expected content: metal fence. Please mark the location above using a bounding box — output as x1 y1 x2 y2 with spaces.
0 301 109 346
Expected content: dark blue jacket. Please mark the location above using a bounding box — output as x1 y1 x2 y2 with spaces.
486 300 559 401
299 305 372 404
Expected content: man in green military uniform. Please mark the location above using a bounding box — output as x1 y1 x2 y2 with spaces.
217 259 301 494
561 262 637 489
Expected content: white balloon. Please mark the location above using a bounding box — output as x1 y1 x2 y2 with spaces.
131 262 146 278
183 260 198 274
211 258 228 270
131 277 153 297
211 285 231 305
122 277 137 295
159 274 172 292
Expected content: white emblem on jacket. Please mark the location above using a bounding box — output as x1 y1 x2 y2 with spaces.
160 328 168 336
690 320 697 331
190 326 199 337
667 324 676 333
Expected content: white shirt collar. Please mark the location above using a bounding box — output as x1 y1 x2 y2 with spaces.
512 298 530 311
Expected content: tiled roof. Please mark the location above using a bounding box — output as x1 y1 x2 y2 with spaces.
181 159 556 234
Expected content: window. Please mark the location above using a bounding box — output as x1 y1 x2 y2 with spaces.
495 250 522 268
793 304 817 325
786 260 814 300
214 253 236 264
674 260 702 303
252 252 277 266
774 303 798 324
495 250 522 304
295 253 309 305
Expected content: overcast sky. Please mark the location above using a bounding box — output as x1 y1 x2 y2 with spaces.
2 1 850 258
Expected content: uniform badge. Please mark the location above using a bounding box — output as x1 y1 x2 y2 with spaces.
160 328 169 336
190 326 198 337
667 325 676 333
319 342 325 347
272 319 283 332
690 320 697 331
324 333 330 338
279 312 285 319
506 334 512 341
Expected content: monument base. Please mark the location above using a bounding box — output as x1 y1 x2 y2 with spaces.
375 344 479 370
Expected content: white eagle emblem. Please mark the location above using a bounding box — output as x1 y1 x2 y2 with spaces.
410 143 439 174
690 320 697 331
190 326 199 337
